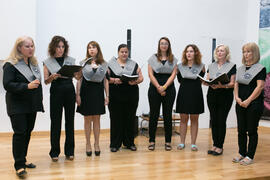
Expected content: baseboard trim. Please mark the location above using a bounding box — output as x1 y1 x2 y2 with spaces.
0 129 110 137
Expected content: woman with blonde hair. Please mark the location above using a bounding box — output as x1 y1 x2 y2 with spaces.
176 44 205 151
206 44 236 156
76 41 109 156
3 36 44 178
233 42 266 165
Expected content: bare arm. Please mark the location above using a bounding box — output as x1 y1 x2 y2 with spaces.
73 70 82 80
226 74 236 88
241 80 265 108
136 67 144 84
148 64 160 89
162 66 177 90
43 65 60 85
213 74 236 89
129 67 144 85
104 77 109 105
234 82 242 105
108 69 122 84
76 78 82 106
202 72 210 86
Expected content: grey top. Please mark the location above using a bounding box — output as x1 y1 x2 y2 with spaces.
208 61 235 79
13 59 42 82
178 63 205 80
148 54 178 74
80 58 108 82
236 63 264 85
43 56 75 74
108 56 137 76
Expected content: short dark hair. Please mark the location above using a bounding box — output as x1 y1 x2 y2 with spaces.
118 44 129 52
48 35 69 57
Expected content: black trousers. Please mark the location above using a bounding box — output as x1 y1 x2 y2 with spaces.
236 102 263 159
148 85 176 143
207 92 233 148
49 83 75 158
109 99 138 149
10 113 36 170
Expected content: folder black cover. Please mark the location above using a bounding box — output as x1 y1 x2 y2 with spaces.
120 74 139 82
57 65 82 78
197 73 229 85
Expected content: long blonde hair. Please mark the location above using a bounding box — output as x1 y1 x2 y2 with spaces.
5 36 38 65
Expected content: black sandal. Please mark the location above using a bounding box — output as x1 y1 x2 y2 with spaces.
165 143 172 151
148 143 155 151
16 168 27 178
25 163 36 168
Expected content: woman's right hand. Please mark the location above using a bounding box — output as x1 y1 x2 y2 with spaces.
201 81 209 86
50 73 61 80
76 95 81 106
157 85 165 94
114 78 122 84
28 79 40 89
235 97 242 105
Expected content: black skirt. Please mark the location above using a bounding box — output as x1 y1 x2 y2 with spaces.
176 78 204 114
76 78 105 116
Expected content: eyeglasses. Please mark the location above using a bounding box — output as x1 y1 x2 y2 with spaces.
160 43 169 46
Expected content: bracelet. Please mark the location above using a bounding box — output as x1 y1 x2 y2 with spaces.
162 85 167 90
225 84 229 89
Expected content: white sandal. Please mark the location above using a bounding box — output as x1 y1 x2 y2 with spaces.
177 144 185 150
191 144 198 151
232 155 244 163
239 156 253 165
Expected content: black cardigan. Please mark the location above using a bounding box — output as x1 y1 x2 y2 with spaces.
3 62 44 116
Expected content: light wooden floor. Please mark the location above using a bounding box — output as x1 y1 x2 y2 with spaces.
1 127 270 180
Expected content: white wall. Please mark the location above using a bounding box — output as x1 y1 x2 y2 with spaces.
246 0 261 43
0 0 260 132
0 0 36 132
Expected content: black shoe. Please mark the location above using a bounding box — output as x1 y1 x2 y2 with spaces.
51 157 59 162
207 150 214 154
16 168 27 179
128 146 137 151
110 147 118 152
66 155 74 160
25 163 36 168
148 143 155 151
212 150 223 156
165 143 172 151
95 151 101 156
86 151 92 156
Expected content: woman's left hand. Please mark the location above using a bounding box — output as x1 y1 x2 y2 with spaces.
128 80 137 85
160 91 166 96
105 96 109 105
211 82 224 89
240 99 251 108
74 71 82 80
114 78 122 84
